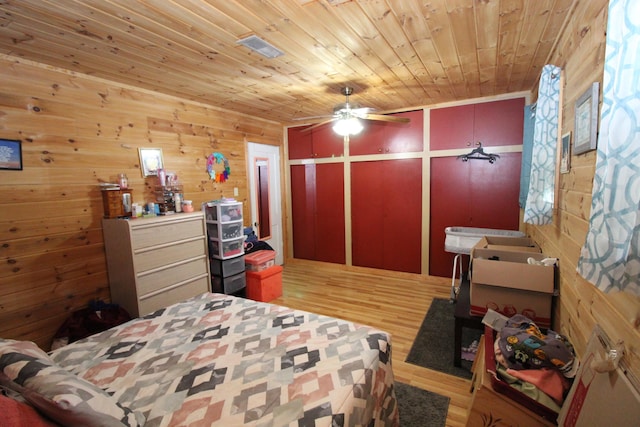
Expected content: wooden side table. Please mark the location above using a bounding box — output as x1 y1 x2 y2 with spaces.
454 279 484 367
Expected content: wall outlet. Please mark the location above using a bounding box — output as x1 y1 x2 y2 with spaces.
234 187 239 197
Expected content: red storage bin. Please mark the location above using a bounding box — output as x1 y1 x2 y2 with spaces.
245 250 276 272
246 265 283 302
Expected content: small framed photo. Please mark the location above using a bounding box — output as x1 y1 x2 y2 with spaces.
0 139 23 171
560 132 571 174
574 82 599 155
138 147 164 177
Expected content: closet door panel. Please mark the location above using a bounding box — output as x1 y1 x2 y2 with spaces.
468 152 522 229
290 164 316 260
349 120 387 156
429 104 474 150
311 125 344 158
288 127 313 160
429 157 472 277
474 98 525 147
314 163 346 264
351 161 385 268
381 158 422 273
384 110 424 154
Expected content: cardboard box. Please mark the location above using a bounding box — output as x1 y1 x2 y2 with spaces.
466 329 557 427
246 265 282 302
472 235 541 254
470 249 555 327
558 326 640 426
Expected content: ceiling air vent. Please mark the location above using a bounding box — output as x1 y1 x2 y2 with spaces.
236 35 284 59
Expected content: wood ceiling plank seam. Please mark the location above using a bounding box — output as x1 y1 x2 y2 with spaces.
360 0 436 105
260 0 380 80
77 0 302 87
0 4 283 109
33 0 314 113
324 1 423 107
527 0 578 91
509 0 556 90
446 1 481 98
421 1 466 99
518 0 563 89
352 1 431 106
194 0 363 86
293 1 402 109
494 0 525 93
541 0 579 67
259 0 394 108
390 1 455 101
0 23 272 112
474 0 500 93
293 7 401 109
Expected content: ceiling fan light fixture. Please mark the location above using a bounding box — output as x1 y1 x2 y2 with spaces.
333 117 363 136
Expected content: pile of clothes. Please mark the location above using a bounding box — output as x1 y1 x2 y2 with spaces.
494 314 579 412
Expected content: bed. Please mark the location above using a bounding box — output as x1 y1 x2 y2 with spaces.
1 293 399 427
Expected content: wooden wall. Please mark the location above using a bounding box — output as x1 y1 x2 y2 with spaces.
526 0 640 381
0 55 283 350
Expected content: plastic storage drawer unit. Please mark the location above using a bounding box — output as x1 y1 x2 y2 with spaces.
203 201 242 222
245 250 276 272
210 255 245 278
246 265 283 302
206 220 243 240
212 271 246 295
209 236 244 259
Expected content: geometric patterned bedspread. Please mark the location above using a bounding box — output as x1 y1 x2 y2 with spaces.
49 293 399 426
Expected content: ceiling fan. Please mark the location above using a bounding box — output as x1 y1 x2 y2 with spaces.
295 87 410 136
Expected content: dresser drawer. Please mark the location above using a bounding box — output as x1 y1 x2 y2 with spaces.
137 257 208 296
138 276 210 316
131 216 205 250
134 238 206 272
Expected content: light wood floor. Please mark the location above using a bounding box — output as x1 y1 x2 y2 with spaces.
271 259 472 427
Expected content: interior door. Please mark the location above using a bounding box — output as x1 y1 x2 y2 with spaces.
247 142 283 265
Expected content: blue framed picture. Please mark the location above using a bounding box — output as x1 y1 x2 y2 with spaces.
0 139 22 170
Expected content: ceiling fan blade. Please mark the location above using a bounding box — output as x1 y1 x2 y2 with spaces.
292 114 334 121
301 117 336 132
364 113 410 123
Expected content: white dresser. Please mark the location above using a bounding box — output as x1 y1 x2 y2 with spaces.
102 212 211 317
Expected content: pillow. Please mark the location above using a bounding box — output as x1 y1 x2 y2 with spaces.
0 339 145 427
0 392 60 427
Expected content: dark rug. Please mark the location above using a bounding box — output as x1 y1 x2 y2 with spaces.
395 381 449 427
406 298 482 379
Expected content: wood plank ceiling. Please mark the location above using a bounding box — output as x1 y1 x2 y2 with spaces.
0 0 575 124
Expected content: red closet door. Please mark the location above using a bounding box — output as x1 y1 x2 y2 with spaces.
290 163 345 264
288 125 344 159
429 157 471 277
429 153 522 277
351 159 422 273
350 110 423 155
314 163 345 264
474 98 525 147
290 165 316 260
351 161 384 268
429 104 474 150
381 158 422 273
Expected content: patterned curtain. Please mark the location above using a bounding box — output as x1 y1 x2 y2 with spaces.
523 65 562 224
519 104 535 208
577 0 640 296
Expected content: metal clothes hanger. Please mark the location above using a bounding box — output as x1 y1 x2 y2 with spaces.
457 142 500 164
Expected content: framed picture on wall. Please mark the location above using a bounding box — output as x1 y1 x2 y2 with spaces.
560 132 571 174
0 139 23 171
138 147 164 177
574 82 599 155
